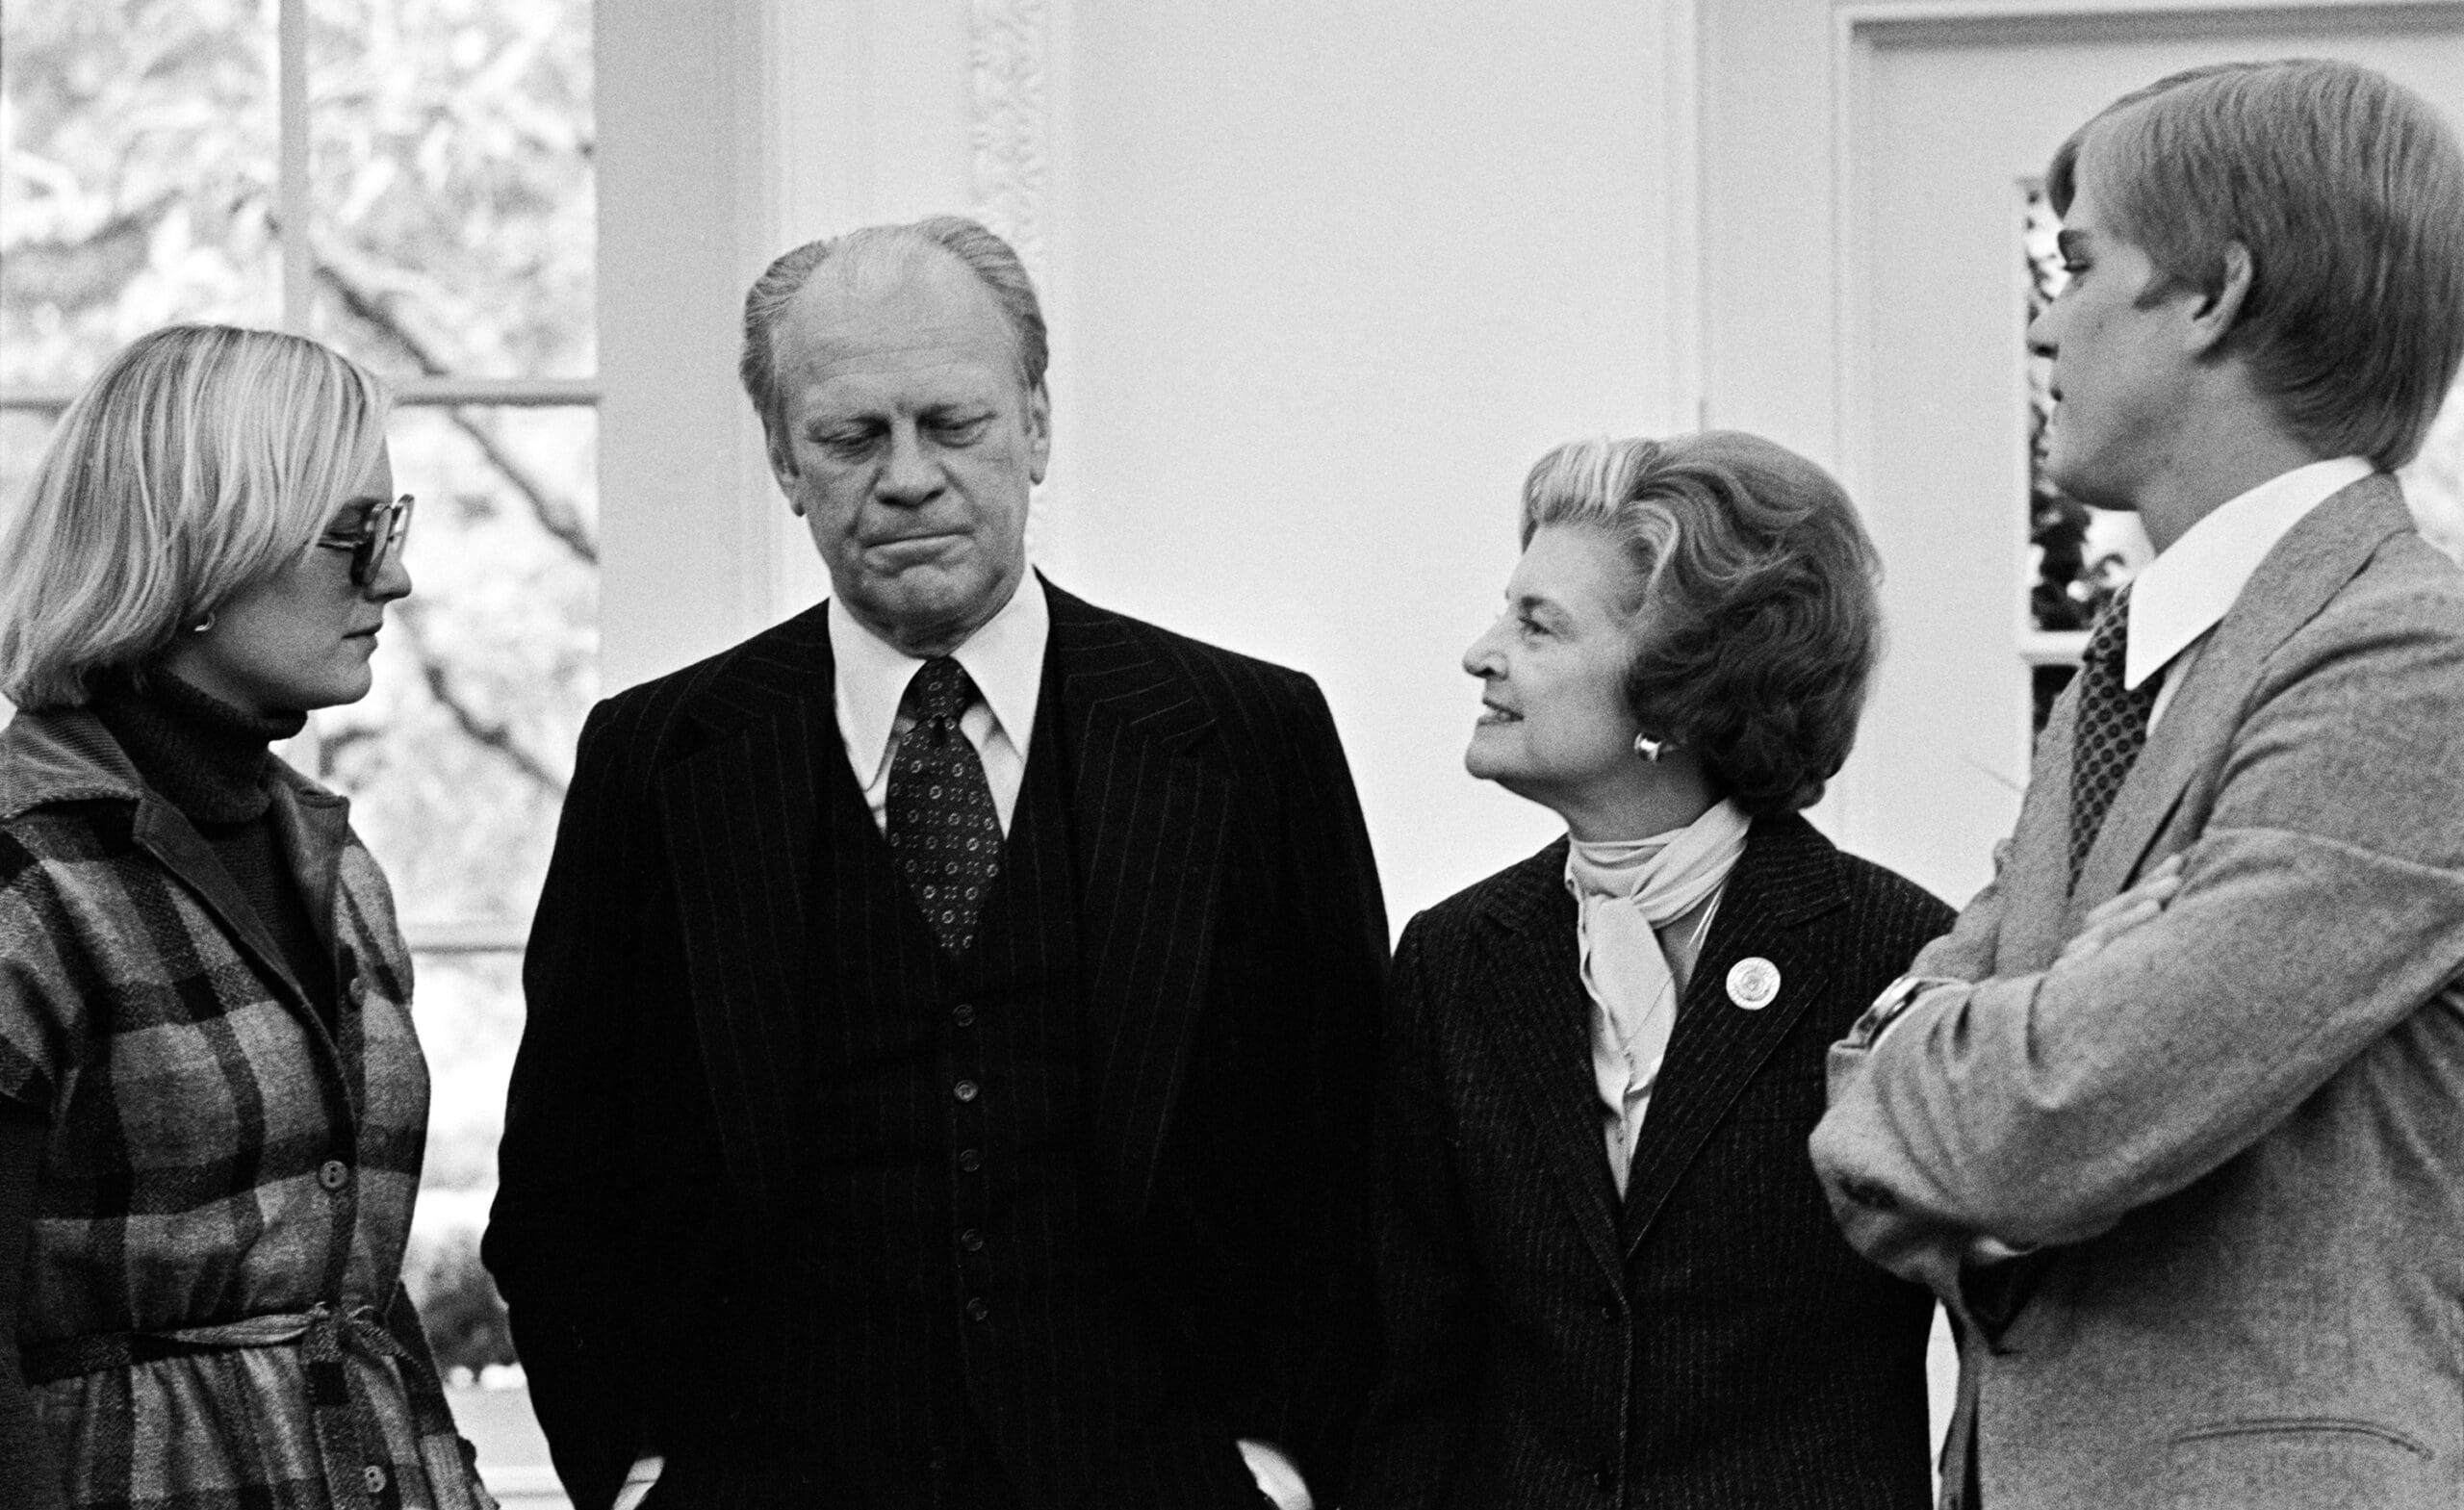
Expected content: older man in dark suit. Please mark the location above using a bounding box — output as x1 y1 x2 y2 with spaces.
1813 61 2464 1510
485 218 1387 1510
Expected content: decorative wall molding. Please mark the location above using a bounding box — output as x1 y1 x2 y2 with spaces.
968 0 1060 552
969 0 1050 278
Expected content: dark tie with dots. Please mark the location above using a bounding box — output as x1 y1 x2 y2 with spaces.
887 657 1003 955
2068 585 2159 887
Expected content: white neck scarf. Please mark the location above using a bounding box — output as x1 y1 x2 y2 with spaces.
1564 798 1753 1193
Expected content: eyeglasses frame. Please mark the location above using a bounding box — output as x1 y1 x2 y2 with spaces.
315 493 416 589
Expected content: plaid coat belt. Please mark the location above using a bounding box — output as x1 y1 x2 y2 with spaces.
23 1300 491 1510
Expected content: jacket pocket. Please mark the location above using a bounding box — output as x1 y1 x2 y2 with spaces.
2163 1418 2439 1509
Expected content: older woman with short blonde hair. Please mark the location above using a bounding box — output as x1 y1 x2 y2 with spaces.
0 324 489 1510
1349 430 1949 1509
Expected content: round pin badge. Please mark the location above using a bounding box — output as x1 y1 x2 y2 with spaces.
1726 956 1781 1011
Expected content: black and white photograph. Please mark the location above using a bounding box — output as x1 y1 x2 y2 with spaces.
4 4 2463 1507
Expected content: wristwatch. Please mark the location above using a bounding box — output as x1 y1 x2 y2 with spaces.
1849 974 1967 1047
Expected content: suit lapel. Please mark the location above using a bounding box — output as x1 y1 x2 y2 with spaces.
655 604 837 1238
1044 582 1234 1221
1621 813 1844 1251
2070 474 2410 917
1471 845 1629 1287
2001 689 2086 973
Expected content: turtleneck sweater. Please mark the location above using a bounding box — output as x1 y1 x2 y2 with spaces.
86 675 338 1030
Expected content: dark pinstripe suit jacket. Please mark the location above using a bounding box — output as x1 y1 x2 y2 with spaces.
1350 813 1948 1510
483 578 1388 1509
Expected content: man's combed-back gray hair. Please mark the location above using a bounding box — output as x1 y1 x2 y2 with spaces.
2047 58 2464 471
739 216 1049 445
1520 431 1883 817
0 324 390 710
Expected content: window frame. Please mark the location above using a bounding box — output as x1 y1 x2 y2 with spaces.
0 0 598 954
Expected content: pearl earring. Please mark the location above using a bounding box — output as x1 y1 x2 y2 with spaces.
1633 733 1668 763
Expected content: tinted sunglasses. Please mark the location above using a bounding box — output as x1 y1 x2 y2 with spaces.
316 493 416 588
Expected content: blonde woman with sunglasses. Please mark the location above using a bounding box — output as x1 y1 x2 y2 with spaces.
0 325 490 1510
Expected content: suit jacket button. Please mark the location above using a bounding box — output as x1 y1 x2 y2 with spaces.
961 1228 985 1253
964 1296 989 1322
958 1148 983 1172
954 1079 980 1103
318 1160 350 1192
952 1002 976 1027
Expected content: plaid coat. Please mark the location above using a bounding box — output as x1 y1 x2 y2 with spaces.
0 707 491 1510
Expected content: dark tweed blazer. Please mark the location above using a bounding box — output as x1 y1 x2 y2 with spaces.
1350 812 1950 1510
483 578 1388 1509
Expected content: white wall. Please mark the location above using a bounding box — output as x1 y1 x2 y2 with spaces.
599 0 1700 925
594 0 773 686
1050 5 1694 924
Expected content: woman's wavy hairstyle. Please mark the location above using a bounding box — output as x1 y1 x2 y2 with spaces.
0 324 390 710
1520 430 1882 816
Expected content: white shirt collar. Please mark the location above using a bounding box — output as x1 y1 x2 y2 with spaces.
828 571 1051 789
2123 456 2374 689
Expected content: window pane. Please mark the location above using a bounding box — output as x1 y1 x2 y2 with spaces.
323 403 597 920
1 0 279 388
2033 663 2077 736
410 949 523 1208
304 0 595 380
403 949 521 1376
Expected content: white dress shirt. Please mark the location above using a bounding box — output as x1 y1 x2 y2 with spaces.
829 572 1049 833
2125 456 2374 729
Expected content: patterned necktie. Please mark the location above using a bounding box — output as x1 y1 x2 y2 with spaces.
886 657 1003 955
2068 585 2159 886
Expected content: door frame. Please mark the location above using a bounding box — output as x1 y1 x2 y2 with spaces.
1825 0 2464 526
1700 0 2464 880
